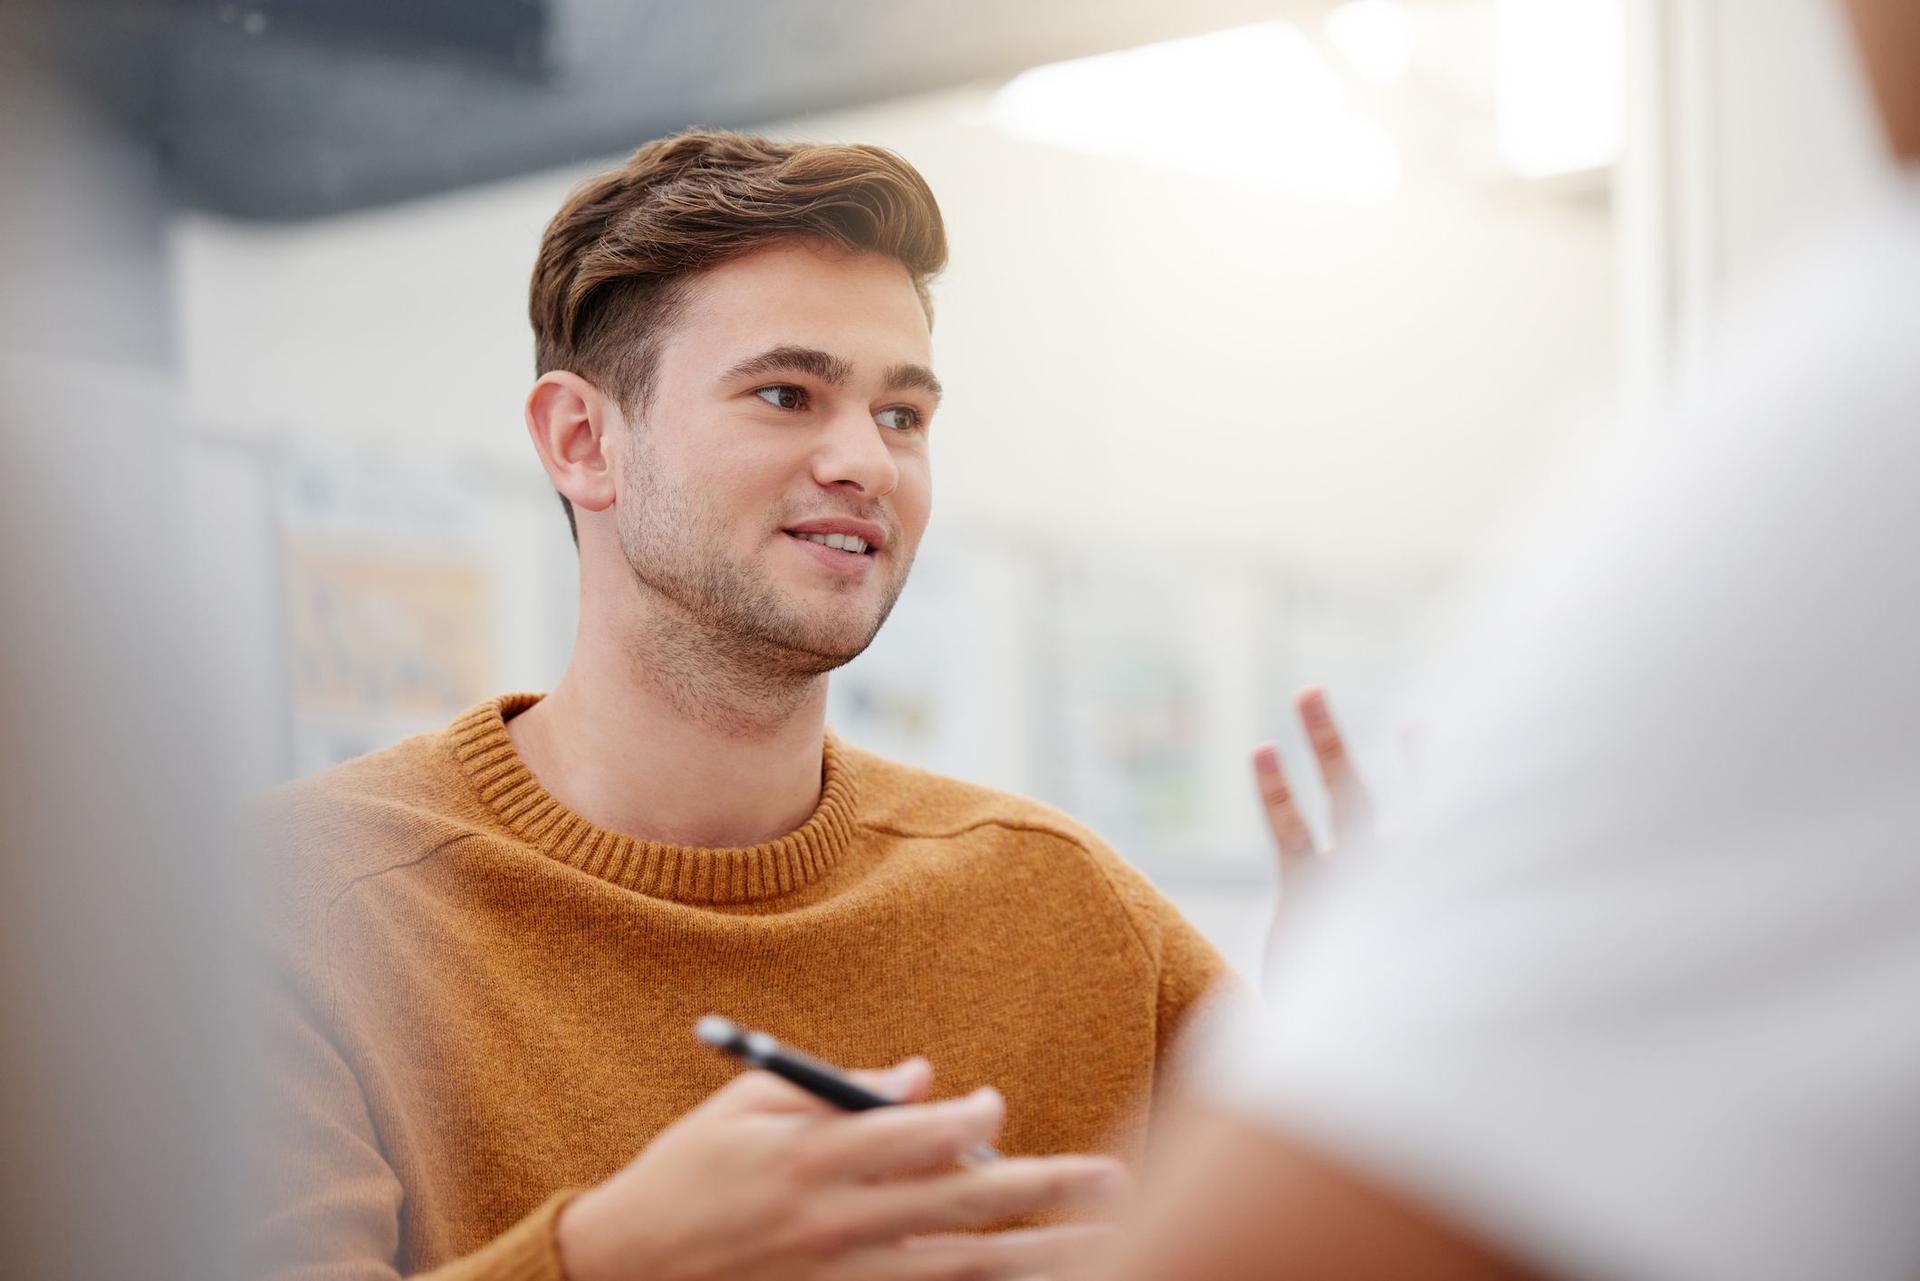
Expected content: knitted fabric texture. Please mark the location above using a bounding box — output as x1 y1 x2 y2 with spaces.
261 693 1228 1279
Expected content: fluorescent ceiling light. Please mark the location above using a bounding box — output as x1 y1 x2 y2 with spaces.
988 22 1400 204
1324 0 1416 85
1496 0 1623 177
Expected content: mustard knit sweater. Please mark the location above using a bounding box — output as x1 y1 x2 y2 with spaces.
261 693 1228 1279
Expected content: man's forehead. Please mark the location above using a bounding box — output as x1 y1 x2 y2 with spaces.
688 239 922 311
695 241 925 316
663 244 933 376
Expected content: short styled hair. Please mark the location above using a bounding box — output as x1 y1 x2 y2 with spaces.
528 129 949 541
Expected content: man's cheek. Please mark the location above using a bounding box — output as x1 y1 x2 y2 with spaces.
898 471 933 540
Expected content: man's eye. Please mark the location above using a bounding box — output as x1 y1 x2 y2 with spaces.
875 406 922 432
753 385 808 411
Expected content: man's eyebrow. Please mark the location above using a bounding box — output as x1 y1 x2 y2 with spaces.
883 363 944 407
720 345 853 388
720 345 943 406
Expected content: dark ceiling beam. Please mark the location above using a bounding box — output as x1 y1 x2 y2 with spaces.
127 0 1298 220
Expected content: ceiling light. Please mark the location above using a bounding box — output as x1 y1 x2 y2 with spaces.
1324 1 1416 85
989 22 1401 204
1496 0 1624 177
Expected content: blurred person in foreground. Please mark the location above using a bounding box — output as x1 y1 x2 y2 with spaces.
3 10 250 1277
260 133 1238 1281
1099 1 1920 1278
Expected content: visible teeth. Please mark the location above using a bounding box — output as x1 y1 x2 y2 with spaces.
798 532 869 554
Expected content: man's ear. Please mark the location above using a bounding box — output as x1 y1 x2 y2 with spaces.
525 371 620 518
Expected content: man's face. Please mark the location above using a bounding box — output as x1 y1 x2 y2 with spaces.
610 238 938 674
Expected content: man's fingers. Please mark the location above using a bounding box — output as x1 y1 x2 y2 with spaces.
837 1224 1114 1280
1256 687 1380 871
1297 686 1353 784
800 1087 1006 1182
1252 742 1316 866
1297 687 1375 835
710 1057 932 1118
702 1067 824 1116
846 1057 935 1104
826 1155 1127 1244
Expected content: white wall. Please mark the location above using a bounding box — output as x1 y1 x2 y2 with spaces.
172 84 1613 574
1707 0 1889 292
1628 0 1896 379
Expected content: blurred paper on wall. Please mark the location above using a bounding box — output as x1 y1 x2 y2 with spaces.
276 448 503 772
827 531 1047 795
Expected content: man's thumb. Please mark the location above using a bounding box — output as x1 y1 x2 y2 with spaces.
848 1056 934 1104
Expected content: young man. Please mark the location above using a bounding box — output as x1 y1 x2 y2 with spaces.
261 132 1226 1281
1103 1 1920 1278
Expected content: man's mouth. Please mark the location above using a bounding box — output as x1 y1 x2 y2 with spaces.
784 530 875 556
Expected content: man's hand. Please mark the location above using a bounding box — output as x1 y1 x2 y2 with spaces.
1251 686 1375 875
555 1058 1125 1281
1251 687 1376 972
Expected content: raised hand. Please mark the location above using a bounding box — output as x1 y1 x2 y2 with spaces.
1250 687 1376 972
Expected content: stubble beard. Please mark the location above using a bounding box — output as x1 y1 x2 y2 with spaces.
616 444 914 730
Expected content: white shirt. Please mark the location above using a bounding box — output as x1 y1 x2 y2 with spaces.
1227 189 1920 1281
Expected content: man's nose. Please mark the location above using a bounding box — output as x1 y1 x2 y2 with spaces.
810 406 899 497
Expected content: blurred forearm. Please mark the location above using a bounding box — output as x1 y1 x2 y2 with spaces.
1092 1095 1536 1281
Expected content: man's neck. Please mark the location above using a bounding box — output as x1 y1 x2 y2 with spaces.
506 627 830 852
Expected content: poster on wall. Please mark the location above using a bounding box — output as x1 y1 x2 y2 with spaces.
825 531 1044 793
1036 549 1267 874
276 448 497 775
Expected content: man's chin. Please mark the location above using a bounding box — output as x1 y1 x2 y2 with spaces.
778 587 899 651
779 624 883 671
739 606 885 673
740 571 907 670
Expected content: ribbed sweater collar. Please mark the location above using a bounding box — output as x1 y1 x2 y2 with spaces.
447 693 860 905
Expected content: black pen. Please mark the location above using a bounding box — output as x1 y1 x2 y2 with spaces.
694 1015 1001 1163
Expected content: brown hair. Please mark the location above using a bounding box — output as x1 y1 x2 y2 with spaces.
528 129 949 541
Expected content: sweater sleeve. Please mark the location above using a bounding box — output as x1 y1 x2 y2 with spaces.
1069 834 1232 1062
1148 892 1235 1062
258 962 582 1281
258 969 582 1281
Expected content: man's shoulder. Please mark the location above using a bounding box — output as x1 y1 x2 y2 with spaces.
838 740 1215 974
259 720 494 909
837 738 1117 866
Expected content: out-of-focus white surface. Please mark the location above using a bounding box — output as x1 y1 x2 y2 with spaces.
1229 190 1920 1281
